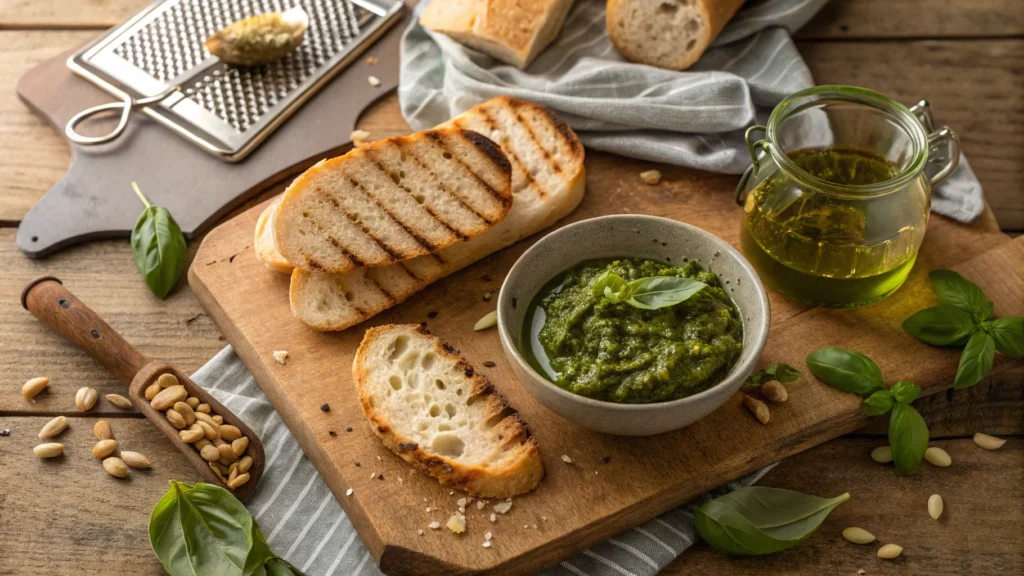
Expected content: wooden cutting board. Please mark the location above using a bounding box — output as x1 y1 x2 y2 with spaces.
189 152 1024 576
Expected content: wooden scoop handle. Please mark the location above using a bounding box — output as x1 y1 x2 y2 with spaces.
22 277 148 385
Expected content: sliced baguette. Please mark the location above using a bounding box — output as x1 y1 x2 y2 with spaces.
254 197 294 273
607 0 746 71
273 128 513 274
353 324 543 497
290 97 586 331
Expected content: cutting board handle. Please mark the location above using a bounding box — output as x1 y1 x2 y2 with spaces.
22 277 149 385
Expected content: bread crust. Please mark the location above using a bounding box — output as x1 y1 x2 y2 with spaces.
353 324 544 497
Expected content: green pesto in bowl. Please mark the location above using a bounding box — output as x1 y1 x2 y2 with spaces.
523 258 743 404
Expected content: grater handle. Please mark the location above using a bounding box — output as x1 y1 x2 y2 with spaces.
65 87 177 146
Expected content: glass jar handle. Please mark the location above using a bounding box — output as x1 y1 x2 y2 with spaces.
908 99 961 187
736 125 768 206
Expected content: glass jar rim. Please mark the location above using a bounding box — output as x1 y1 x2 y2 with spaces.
765 85 929 199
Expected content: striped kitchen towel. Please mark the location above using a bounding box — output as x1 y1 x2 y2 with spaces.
195 346 773 575
399 0 985 223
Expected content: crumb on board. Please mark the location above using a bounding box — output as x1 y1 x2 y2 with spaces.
418 529 424 536
485 532 492 541
477 500 486 510
272 350 288 364
493 501 512 514
428 522 441 530
640 169 662 185
368 75 381 87
489 513 496 523
561 454 573 464
346 488 353 496
351 129 370 147
365 56 379 65
482 541 492 548
446 513 466 534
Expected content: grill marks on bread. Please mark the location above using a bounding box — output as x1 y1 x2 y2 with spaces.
274 128 512 273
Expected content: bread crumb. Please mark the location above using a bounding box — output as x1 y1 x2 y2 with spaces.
477 500 486 510
493 501 513 514
459 507 465 513
418 529 424 536
561 454 572 464
370 472 376 480
273 350 288 364
365 56 379 65
857 571 865 575
541 516 547 522
425 507 431 513
482 541 491 548
640 170 662 185
489 513 496 522
368 75 381 87
446 513 466 534
485 532 492 541
457 497 467 507
345 488 353 496
428 521 441 530
350 130 370 147
532 524 538 530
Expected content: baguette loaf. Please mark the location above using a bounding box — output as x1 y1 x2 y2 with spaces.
290 97 586 331
254 197 294 273
273 128 513 274
420 0 575 69
607 0 746 71
353 324 544 497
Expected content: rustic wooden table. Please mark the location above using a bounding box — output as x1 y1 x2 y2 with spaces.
1 1 1021 575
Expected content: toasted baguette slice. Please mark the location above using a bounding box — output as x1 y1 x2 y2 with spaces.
421 0 575 69
290 97 586 331
274 128 513 274
353 324 543 497
607 0 745 71
254 197 294 273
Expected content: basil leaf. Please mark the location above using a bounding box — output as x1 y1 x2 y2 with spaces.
902 305 977 346
889 380 921 404
987 317 1024 359
623 276 706 310
694 487 849 555
806 347 885 396
862 389 895 416
889 403 929 473
243 523 276 576
591 271 626 303
266 558 306 575
132 204 187 299
929 269 994 321
149 481 254 576
744 363 802 387
954 331 996 389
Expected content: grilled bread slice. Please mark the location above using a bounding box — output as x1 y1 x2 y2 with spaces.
254 197 294 273
353 324 544 497
273 128 513 274
290 97 586 331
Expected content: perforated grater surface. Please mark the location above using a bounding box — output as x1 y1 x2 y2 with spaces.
68 0 404 161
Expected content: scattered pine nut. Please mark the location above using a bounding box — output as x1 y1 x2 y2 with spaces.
474 311 498 331
924 446 952 467
743 394 770 424
928 494 943 520
94 420 113 441
103 457 129 478
973 432 1006 450
639 169 662 185
38 416 69 439
842 527 875 544
877 543 903 559
761 381 788 403
33 443 64 458
350 131 371 147
93 439 118 459
560 454 572 464
871 446 893 464
21 377 50 399
106 393 133 410
75 387 98 412
121 451 152 469
367 75 381 87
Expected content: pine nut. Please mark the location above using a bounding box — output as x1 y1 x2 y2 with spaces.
232 437 249 457
211 415 224 425
238 455 253 473
121 451 152 469
217 444 238 463
180 425 204 443
194 438 212 451
877 544 902 559
33 443 64 458
742 395 770 424
761 381 788 404
174 402 196 426
103 457 129 478
200 444 221 462
105 394 133 410
924 446 952 467
214 462 229 475
842 527 875 544
474 310 498 331
196 403 211 414
94 420 113 441
194 412 216 426
38 416 69 438
219 425 242 442
75 387 98 411
165 409 187 430
228 467 239 484
196 420 218 440
144 382 162 401
157 373 179 388
208 462 227 482
93 439 118 458
973 432 1006 450
151 385 187 411
639 169 662 185
21 377 50 399
227 473 250 489
871 446 893 463
928 494 943 520
185 396 200 409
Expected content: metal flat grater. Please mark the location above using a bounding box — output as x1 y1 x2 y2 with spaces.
67 0 404 162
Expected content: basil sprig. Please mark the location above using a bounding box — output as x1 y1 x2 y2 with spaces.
131 182 187 300
903 269 1022 388
150 481 306 576
806 347 930 473
694 487 848 555
591 271 706 310
743 363 801 387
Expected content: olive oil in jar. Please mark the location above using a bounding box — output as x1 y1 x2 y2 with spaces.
741 147 929 308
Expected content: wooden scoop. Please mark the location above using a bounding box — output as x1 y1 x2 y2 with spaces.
22 277 264 501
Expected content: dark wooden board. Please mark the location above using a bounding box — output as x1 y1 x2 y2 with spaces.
189 150 1024 575
13 7 408 258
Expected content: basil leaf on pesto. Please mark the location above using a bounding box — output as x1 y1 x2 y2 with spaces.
889 403 929 473
901 305 977 346
591 271 627 303
806 347 885 396
622 276 706 310
954 331 996 389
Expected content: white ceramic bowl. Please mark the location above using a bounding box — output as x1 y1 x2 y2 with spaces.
497 215 770 436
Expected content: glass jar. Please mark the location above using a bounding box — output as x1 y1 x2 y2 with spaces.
736 85 961 308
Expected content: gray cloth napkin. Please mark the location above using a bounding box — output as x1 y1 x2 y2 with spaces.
194 346 772 575
398 0 985 223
